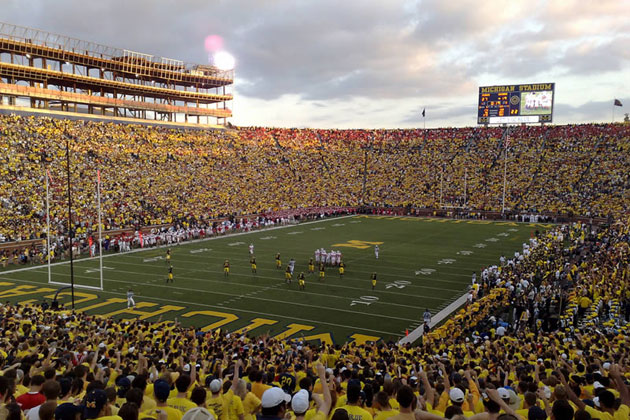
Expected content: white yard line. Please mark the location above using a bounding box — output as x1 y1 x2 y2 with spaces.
111 257 464 294
59 256 459 298
22 269 421 322
0 275 400 336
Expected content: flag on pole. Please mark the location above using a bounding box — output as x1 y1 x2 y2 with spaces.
97 169 101 184
614 99 623 107
46 169 55 185
422 108 426 117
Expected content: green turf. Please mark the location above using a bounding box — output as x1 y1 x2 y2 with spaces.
0 215 552 343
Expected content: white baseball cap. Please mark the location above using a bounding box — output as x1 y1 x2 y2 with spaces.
291 389 310 413
209 379 222 393
182 407 215 420
261 387 291 408
497 388 510 400
449 388 465 403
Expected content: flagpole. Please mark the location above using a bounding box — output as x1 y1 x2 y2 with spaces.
46 169 51 286
502 134 508 214
423 112 427 144
464 167 467 207
97 169 103 290
440 166 443 208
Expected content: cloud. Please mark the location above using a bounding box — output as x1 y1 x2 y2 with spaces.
0 0 629 127
555 98 629 122
558 36 630 75
399 103 474 125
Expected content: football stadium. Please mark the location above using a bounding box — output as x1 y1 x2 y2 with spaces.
0 4 629 420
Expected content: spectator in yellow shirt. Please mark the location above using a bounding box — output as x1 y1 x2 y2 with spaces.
333 381 372 420
259 387 291 420
387 387 415 420
168 375 197 414
372 391 398 420
250 371 271 400
83 389 122 420
141 380 182 420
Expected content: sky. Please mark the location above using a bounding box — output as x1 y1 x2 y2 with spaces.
2 0 629 128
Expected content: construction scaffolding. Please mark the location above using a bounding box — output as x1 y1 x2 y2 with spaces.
0 22 233 125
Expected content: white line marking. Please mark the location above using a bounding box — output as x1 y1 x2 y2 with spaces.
0 215 356 276
27 269 424 320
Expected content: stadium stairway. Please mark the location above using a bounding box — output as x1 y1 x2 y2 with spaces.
514 127 549 211
571 134 604 195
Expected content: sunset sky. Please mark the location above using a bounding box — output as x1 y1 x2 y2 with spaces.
3 0 629 128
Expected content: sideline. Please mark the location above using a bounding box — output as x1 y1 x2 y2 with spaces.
398 293 468 345
0 214 355 276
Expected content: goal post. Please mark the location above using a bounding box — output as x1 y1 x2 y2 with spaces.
46 168 104 291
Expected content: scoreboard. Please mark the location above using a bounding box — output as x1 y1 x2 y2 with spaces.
477 83 555 124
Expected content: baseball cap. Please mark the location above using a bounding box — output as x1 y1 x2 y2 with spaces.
55 402 83 420
291 389 310 414
261 387 291 408
153 379 171 401
593 381 605 389
116 377 131 397
449 388 465 403
497 388 510 400
528 406 547 420
209 379 222 393
182 407 215 420
84 389 107 419
507 389 520 410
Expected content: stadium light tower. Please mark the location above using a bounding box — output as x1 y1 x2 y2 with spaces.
65 134 75 309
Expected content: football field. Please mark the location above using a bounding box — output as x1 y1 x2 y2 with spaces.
0 215 552 344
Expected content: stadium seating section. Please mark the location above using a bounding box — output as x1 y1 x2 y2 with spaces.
1 115 629 247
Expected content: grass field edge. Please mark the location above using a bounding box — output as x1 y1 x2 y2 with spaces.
0 214 356 277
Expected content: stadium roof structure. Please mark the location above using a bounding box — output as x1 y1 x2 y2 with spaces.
0 22 233 125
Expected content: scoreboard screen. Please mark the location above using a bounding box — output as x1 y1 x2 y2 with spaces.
477 83 555 124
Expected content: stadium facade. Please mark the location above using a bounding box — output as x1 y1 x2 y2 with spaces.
0 22 233 126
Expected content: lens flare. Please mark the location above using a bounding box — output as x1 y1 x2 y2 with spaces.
212 51 235 70
204 35 223 52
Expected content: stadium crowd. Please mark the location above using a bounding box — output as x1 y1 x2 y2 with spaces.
1 116 629 251
0 217 627 420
